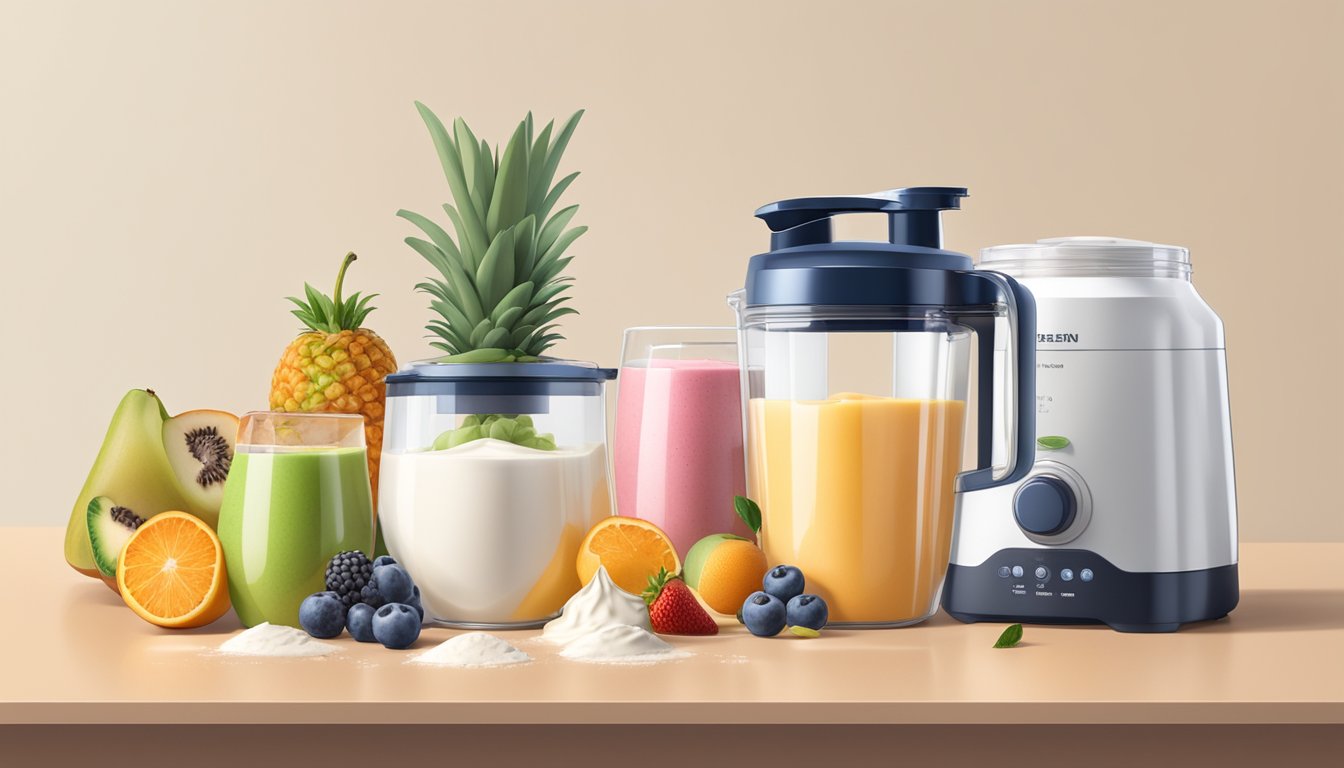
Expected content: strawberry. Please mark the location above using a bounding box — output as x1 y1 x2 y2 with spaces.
643 568 719 636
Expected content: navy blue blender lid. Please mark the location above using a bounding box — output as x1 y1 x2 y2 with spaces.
740 186 1040 493
745 187 1004 308
385 358 617 399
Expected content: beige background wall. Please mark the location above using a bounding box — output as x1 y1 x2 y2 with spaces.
2 0 1340 540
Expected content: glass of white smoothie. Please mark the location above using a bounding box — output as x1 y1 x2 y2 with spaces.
379 359 616 628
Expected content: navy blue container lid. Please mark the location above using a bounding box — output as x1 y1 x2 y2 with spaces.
385 358 617 398
746 187 1005 309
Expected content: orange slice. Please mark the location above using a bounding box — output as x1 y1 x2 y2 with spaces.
576 516 680 595
116 511 231 629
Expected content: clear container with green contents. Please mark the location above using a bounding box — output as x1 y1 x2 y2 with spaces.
217 412 374 628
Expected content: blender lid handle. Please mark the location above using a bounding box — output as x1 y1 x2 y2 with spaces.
955 270 1038 493
754 187 968 250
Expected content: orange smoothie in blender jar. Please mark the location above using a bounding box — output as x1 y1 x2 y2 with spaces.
748 393 966 625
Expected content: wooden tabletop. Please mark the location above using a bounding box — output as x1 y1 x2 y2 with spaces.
8 528 1342 725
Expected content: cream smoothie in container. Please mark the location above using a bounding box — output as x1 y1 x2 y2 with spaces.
378 359 616 628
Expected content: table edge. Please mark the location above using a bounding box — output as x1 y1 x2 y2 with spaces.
4 701 1342 726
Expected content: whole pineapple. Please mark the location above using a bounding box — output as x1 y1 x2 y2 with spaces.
398 103 586 363
269 252 398 495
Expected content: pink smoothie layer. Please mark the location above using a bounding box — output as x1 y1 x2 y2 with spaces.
614 358 751 556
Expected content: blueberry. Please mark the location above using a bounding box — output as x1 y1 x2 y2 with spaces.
763 565 805 603
741 591 787 637
372 555 397 568
372 603 421 649
786 593 829 631
298 591 345 639
347 602 377 643
407 585 424 622
359 581 386 608
372 564 414 604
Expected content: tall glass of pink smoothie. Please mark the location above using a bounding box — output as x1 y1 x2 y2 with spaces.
614 327 750 556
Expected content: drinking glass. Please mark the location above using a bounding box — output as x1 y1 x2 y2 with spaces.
217 412 374 628
614 326 749 557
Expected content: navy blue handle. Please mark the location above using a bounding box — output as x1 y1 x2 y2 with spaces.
955 271 1037 493
755 187 969 250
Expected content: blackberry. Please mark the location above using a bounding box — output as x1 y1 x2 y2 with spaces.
324 550 373 608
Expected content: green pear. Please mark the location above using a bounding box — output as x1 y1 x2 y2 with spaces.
64 390 196 578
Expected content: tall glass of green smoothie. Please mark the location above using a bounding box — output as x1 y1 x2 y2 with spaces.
218 412 374 628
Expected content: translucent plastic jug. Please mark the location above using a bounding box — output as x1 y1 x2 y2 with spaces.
728 188 1037 626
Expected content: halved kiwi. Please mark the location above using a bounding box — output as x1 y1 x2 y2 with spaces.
86 495 148 580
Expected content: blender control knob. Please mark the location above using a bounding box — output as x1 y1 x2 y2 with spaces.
1014 475 1077 536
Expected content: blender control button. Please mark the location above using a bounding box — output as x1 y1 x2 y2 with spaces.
1034 566 1049 581
1061 568 1074 581
1011 565 1024 578
1013 475 1078 536
997 566 1011 578
1080 568 1094 582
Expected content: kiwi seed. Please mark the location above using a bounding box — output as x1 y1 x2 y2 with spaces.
110 505 146 530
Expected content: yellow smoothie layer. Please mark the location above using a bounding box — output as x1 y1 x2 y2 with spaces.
749 393 966 624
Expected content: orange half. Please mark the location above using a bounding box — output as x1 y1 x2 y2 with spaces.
116 511 231 629
576 516 680 595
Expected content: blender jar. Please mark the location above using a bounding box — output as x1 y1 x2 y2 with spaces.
729 188 1036 627
379 359 616 628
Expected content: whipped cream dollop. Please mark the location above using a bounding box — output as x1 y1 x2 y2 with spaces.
541 565 652 644
559 624 690 664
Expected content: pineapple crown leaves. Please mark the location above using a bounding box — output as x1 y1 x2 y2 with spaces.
285 252 379 334
641 567 681 606
397 102 587 362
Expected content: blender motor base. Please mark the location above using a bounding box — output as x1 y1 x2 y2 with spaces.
941 549 1239 634
944 610 1231 634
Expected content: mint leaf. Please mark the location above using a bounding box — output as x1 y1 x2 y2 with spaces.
1036 436 1070 451
994 623 1024 648
733 495 762 533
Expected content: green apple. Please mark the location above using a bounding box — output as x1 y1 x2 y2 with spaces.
682 533 752 590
